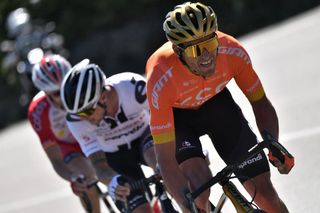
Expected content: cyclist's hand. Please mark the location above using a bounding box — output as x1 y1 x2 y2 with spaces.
195 198 210 213
108 175 130 202
70 175 88 196
268 152 294 174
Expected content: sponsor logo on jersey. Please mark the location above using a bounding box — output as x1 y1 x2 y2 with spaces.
182 141 192 147
178 140 196 152
151 67 173 109
219 46 251 65
178 80 230 107
31 101 48 132
238 153 263 169
150 123 172 131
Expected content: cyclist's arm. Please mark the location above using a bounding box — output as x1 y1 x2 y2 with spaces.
88 150 130 202
155 141 190 212
88 150 118 185
250 94 279 140
43 141 74 181
230 44 279 139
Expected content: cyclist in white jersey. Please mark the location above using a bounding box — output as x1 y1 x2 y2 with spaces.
60 59 158 213
28 55 101 213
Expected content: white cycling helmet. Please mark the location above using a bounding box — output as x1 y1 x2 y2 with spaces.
32 54 71 92
60 59 105 114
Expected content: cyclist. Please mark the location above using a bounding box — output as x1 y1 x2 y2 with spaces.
60 59 158 213
28 55 101 213
145 2 292 213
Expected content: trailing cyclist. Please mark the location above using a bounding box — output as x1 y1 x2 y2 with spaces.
28 54 101 213
60 59 159 213
145 2 293 213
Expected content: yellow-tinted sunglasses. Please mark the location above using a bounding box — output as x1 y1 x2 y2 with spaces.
76 101 106 117
179 35 219 58
77 107 96 117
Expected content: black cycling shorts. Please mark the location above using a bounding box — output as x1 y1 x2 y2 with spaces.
105 127 154 211
173 88 269 183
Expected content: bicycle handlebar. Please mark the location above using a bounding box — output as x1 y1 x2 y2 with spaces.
188 130 295 201
129 173 162 191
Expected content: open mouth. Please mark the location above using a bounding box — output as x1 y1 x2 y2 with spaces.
199 58 213 67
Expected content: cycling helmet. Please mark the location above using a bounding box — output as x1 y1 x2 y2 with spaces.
32 54 71 92
6 7 31 37
163 2 218 45
60 59 105 114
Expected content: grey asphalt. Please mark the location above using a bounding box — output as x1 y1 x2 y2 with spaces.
1 6 320 213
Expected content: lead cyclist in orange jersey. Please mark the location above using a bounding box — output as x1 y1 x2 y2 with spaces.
146 2 293 213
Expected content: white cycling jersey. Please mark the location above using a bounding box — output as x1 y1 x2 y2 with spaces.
66 72 150 157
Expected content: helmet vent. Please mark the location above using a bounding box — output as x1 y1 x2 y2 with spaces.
167 34 179 42
186 7 199 30
167 21 175 30
197 4 207 19
175 12 187 27
64 73 79 110
209 19 214 29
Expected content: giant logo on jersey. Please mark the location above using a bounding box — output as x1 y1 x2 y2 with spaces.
218 46 251 65
151 67 173 110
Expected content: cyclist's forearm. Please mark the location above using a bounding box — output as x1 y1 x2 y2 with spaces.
89 151 117 185
51 159 73 181
95 167 118 185
251 95 279 140
158 157 189 210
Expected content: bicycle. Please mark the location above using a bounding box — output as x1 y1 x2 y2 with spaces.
185 130 295 213
128 173 180 213
77 172 179 213
74 177 117 213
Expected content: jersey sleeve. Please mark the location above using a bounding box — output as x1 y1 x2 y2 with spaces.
66 116 101 157
128 73 149 111
231 44 265 102
28 99 57 150
146 64 176 144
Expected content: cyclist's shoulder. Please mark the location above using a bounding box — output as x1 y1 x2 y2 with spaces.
146 42 178 70
28 91 50 116
217 31 243 48
107 72 145 83
217 31 251 65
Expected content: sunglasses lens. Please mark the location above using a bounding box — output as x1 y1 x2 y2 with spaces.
184 36 219 58
77 108 95 117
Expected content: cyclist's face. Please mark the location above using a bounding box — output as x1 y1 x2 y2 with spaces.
179 33 219 77
46 90 62 108
77 92 107 125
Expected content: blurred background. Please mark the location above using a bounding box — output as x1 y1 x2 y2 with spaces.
0 0 319 129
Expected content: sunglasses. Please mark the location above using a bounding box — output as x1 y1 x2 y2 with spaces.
179 35 219 58
76 101 106 117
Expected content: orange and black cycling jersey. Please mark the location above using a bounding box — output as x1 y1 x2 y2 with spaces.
146 31 265 145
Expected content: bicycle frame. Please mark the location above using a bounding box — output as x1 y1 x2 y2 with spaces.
185 130 294 213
